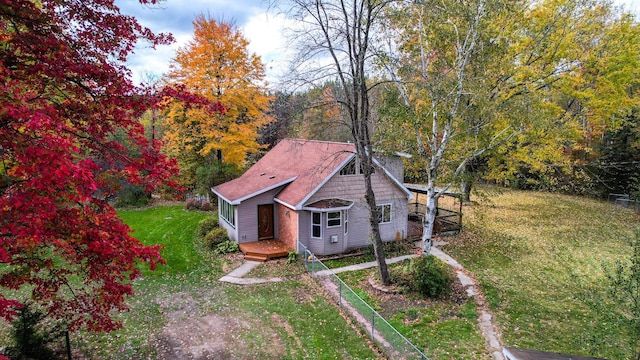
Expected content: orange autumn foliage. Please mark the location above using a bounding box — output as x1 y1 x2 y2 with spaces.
163 15 273 167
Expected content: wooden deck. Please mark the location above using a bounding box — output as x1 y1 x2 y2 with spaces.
239 240 291 262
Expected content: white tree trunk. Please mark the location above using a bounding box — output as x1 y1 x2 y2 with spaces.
421 184 438 254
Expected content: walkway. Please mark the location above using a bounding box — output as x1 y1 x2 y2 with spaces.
314 254 417 276
219 246 504 360
430 246 504 360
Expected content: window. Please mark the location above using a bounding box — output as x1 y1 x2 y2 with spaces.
376 204 391 224
327 211 341 227
312 212 322 238
344 210 348 234
220 199 236 228
339 159 356 175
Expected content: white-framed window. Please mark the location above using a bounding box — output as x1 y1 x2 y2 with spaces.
311 212 322 238
327 211 341 228
344 210 348 234
220 199 236 228
339 158 356 176
376 204 392 224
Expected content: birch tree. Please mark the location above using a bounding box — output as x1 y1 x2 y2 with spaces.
378 0 519 253
273 0 394 284
378 0 638 252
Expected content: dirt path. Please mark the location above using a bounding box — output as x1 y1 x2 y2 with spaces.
153 291 256 359
430 246 505 360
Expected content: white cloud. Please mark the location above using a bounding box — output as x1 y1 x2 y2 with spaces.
115 0 279 86
242 12 293 87
117 0 639 88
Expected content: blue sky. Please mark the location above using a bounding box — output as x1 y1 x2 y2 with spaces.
115 0 289 86
116 0 640 88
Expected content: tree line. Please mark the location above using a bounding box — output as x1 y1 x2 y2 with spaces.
151 1 639 207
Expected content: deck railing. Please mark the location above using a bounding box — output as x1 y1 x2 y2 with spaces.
409 203 462 233
297 241 429 360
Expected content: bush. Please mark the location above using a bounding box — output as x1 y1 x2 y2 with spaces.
197 216 219 238
391 255 455 298
214 240 239 254
203 228 229 249
185 197 213 211
286 251 298 264
115 183 149 207
5 303 63 360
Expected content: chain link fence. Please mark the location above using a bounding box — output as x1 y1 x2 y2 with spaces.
297 241 429 360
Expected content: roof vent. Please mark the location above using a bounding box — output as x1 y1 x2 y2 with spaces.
269 175 276 179
260 173 266 176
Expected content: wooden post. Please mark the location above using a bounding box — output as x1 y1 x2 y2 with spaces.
371 312 375 339
458 195 463 229
65 330 72 360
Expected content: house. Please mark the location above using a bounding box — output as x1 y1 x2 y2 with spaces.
212 139 413 257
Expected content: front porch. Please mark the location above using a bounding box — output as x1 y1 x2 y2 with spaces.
239 239 291 262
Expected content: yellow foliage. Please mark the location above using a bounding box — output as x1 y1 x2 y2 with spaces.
162 14 273 169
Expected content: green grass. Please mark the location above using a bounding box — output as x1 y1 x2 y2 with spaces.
323 239 416 269
336 265 487 359
389 301 486 360
117 206 210 276
248 258 308 278
70 206 377 359
444 188 640 359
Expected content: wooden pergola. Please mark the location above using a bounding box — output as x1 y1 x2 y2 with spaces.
404 184 463 234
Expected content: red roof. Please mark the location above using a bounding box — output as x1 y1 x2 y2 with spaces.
213 139 355 208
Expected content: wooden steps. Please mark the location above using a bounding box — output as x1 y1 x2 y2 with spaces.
244 254 269 262
239 240 291 262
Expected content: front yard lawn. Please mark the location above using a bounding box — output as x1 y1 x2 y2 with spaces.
70 206 379 359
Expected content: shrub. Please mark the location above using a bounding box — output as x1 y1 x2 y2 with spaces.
115 183 149 208
203 228 229 249
214 240 239 254
286 251 298 264
185 197 213 211
197 216 219 238
5 303 63 360
391 255 455 298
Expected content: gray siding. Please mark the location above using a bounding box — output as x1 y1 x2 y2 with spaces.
305 169 409 253
235 187 284 244
308 169 405 204
348 202 371 248
299 210 348 256
298 211 312 251
378 197 409 241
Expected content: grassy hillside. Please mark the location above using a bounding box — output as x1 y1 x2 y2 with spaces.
444 189 639 359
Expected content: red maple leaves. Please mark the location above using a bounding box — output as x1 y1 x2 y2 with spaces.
0 0 219 332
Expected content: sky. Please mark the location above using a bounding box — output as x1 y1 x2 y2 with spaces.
115 0 290 87
116 0 640 88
